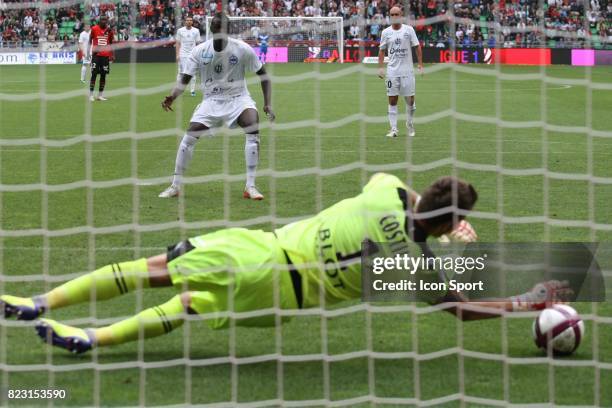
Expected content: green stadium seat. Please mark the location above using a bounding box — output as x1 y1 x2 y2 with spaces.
593 39 601 49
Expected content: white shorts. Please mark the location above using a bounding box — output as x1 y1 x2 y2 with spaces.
178 59 198 78
386 76 415 97
190 95 257 129
177 59 188 75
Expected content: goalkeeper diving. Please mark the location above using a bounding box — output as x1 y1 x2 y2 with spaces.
0 174 570 354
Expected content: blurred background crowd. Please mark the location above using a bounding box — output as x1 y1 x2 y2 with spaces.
0 0 609 49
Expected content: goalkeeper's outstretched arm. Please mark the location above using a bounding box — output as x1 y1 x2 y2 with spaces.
436 280 573 321
435 291 511 321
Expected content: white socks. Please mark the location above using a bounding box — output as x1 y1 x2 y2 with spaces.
388 105 398 130
405 98 416 124
171 134 199 186
81 65 87 81
245 134 259 188
170 133 259 188
389 100 416 129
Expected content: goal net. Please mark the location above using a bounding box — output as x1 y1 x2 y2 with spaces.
204 16 345 63
0 0 611 406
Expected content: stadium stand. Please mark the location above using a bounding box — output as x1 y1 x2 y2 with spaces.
0 0 609 49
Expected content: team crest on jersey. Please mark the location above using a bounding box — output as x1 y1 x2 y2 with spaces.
214 64 223 73
229 54 238 65
201 52 213 64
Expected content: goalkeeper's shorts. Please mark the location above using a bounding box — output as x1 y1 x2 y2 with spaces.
166 228 300 329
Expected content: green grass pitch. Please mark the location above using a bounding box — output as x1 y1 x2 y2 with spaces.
0 62 611 406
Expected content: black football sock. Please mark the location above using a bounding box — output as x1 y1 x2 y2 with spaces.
89 73 97 95
99 74 106 94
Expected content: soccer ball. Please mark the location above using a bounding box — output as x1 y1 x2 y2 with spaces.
532 304 585 355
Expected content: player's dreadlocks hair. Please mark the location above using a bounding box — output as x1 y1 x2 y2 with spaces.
418 176 478 227
210 12 230 34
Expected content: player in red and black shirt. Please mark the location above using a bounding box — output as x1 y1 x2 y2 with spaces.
89 15 114 101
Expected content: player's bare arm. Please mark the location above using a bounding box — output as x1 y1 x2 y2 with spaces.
109 29 114 62
175 40 181 62
161 74 192 111
415 43 423 73
256 66 275 121
377 48 385 79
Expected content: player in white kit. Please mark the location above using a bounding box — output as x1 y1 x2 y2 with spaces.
175 16 201 96
78 24 91 83
378 6 423 138
159 12 275 200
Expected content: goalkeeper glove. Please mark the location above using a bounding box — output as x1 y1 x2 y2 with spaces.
510 280 573 311
448 220 478 243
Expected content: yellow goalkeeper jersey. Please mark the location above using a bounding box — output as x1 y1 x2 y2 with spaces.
274 173 423 308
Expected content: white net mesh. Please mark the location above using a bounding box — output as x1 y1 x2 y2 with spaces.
0 0 611 406
204 16 345 63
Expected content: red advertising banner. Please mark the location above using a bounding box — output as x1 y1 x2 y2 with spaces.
490 48 551 65
359 47 552 65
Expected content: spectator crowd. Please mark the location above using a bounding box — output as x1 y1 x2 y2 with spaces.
0 0 609 49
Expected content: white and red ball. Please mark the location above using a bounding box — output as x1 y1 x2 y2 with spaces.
532 305 585 355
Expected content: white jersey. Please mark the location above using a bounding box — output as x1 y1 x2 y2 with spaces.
184 37 262 99
175 26 201 59
78 30 90 54
379 24 419 77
